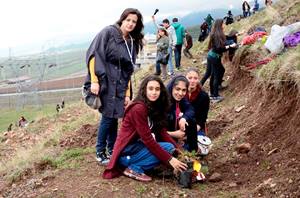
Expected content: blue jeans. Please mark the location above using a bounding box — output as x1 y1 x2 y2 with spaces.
118 142 175 174
96 115 118 153
174 44 182 68
167 47 174 74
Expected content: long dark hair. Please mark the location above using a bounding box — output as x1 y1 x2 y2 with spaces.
208 19 226 50
134 75 170 132
116 8 144 53
167 75 189 104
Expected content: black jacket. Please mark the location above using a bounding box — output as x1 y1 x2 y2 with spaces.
85 24 136 118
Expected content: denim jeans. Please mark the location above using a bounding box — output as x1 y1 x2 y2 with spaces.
96 115 118 153
167 47 174 74
174 44 183 68
118 142 175 174
200 59 212 86
155 61 161 74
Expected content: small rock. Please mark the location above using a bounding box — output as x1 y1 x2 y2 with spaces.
208 172 222 182
235 143 251 154
192 59 197 63
288 179 293 184
235 105 246 113
229 182 237 187
270 183 276 188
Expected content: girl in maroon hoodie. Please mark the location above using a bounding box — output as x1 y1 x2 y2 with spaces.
103 75 187 182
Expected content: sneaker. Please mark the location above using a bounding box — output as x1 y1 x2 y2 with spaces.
210 96 224 103
154 72 161 76
123 168 152 182
96 152 110 165
107 150 113 159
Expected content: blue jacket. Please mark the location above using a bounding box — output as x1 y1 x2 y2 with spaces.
85 24 136 118
166 76 195 131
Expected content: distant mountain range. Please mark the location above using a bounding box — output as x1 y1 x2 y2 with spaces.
0 8 243 58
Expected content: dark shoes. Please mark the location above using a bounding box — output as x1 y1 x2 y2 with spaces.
96 152 110 165
123 168 152 182
154 72 161 76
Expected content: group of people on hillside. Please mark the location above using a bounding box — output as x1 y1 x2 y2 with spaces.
84 7 241 182
84 8 212 182
152 15 193 79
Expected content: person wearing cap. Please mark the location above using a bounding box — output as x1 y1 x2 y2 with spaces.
152 16 177 76
85 8 144 165
172 18 185 70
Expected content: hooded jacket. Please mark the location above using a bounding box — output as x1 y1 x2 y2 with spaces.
85 24 136 118
103 101 177 179
172 22 185 45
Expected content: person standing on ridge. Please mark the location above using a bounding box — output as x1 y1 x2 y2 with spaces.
172 18 185 70
200 19 237 103
85 8 144 165
183 30 193 59
242 1 251 18
205 14 214 33
152 16 177 76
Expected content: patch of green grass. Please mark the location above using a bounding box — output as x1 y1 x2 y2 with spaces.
135 185 147 196
198 184 208 192
42 147 94 169
0 104 56 133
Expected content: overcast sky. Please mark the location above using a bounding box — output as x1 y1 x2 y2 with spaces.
1 0 262 52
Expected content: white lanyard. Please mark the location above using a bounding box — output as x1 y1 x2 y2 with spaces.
123 34 134 65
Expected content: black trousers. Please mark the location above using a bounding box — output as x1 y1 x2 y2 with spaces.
208 56 225 97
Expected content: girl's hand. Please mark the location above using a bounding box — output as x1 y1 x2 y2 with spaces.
124 96 131 108
173 130 186 139
169 157 187 172
179 118 188 131
91 83 100 95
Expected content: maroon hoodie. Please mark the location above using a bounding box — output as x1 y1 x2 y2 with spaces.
103 101 177 179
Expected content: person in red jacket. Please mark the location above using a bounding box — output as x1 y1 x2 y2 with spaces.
103 75 187 182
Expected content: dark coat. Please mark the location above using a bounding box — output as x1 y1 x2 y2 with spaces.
166 76 195 131
186 84 210 130
85 24 136 118
103 101 177 179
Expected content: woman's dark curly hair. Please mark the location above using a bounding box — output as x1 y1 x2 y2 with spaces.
133 75 170 132
116 8 144 53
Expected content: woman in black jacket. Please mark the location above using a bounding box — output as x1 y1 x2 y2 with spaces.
85 8 144 165
200 19 237 103
186 68 210 136
166 75 198 152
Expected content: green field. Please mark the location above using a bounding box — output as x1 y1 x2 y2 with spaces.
0 104 57 133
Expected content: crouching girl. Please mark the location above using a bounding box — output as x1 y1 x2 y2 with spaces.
103 75 187 182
